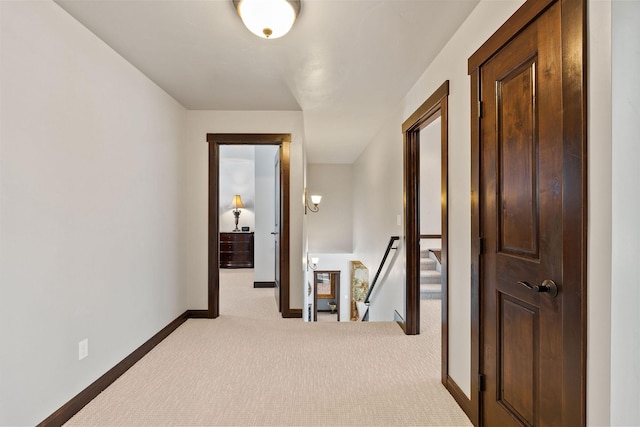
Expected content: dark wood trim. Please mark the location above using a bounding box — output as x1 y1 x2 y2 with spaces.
187 309 209 318
393 310 406 332
207 134 293 319
468 0 587 424
402 81 450 133
469 68 481 427
253 281 276 288
419 234 442 239
560 0 588 424
439 95 449 387
38 310 201 427
402 80 449 339
468 0 556 73
284 308 302 318
208 142 220 318
403 128 420 336
206 133 291 144
279 140 292 317
446 375 473 420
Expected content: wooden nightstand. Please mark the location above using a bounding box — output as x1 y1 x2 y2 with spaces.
219 232 254 268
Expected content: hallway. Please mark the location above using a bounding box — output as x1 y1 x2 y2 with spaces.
66 270 471 426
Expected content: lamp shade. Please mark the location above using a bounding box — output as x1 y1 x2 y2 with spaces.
234 0 300 39
310 195 322 205
231 194 244 209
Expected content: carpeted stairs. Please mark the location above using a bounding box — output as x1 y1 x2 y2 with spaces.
420 249 442 299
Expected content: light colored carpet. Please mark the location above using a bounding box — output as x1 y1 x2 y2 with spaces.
66 269 472 426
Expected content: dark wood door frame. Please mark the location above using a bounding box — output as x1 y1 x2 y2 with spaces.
206 133 292 318
468 0 587 424
402 81 450 368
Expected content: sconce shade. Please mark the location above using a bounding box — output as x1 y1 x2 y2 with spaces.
304 189 322 214
231 194 244 210
233 0 300 39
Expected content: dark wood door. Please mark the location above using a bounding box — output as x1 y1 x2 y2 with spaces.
479 3 572 425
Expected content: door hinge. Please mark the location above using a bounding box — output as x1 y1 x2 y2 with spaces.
478 237 484 254
478 100 483 118
478 373 485 392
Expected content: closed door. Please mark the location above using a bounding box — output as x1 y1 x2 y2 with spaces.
479 2 580 425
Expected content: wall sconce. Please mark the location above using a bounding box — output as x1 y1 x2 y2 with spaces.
230 194 244 232
308 255 319 270
233 0 301 39
304 189 322 214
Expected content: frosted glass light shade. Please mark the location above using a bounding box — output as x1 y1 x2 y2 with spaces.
310 195 322 205
235 0 299 39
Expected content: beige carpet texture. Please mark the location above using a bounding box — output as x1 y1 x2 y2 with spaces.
66 269 472 426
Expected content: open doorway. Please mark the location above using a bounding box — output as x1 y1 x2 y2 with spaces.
218 145 279 285
313 270 341 322
402 81 450 386
207 133 294 319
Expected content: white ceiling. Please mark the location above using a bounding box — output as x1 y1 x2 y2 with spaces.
55 0 479 163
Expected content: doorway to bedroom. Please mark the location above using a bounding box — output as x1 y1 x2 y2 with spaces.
207 133 293 318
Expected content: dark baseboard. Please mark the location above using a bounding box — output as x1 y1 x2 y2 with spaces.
283 308 303 318
446 375 472 420
253 281 276 288
187 309 209 318
394 310 407 332
38 310 203 427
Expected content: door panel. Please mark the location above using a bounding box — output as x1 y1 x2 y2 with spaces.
498 59 539 259
480 3 564 426
499 295 538 425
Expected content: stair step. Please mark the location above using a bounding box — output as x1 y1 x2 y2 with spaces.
421 284 441 300
420 257 437 270
420 270 441 284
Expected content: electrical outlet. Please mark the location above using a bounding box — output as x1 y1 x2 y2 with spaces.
78 339 88 360
397 214 402 226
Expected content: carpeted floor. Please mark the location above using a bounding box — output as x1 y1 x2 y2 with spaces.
66 269 472 426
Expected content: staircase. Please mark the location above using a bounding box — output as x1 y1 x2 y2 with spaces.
420 249 441 299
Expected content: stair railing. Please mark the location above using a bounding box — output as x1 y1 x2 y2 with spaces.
361 236 400 321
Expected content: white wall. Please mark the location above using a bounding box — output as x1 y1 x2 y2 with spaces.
183 111 305 310
353 0 525 394
419 117 442 235
610 1 640 425
254 145 279 282
0 2 187 425
352 107 405 319
307 164 354 253
219 146 256 232
587 0 613 424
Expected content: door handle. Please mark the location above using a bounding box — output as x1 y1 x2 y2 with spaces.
270 232 278 235
517 279 558 298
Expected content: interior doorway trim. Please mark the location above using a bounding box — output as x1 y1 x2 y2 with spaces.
402 80 452 389
206 133 292 318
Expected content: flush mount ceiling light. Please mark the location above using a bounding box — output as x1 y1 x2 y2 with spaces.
233 0 301 39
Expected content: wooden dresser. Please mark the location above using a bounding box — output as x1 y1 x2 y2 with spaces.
219 232 254 268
